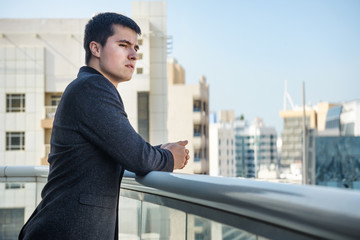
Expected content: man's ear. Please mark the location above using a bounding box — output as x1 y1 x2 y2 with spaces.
89 41 101 58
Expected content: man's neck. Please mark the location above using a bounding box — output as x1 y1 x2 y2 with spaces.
86 62 119 88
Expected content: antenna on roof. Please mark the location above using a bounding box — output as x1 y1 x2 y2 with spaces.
283 80 295 110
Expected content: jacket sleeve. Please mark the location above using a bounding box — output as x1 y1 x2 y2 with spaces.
74 76 174 176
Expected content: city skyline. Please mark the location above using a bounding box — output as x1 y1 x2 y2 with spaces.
1 0 359 133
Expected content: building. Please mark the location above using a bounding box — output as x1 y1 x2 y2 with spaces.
0 2 171 167
307 100 360 189
280 99 360 186
167 58 209 174
279 106 316 171
235 117 278 178
210 112 277 179
120 1 169 145
209 111 236 177
340 100 360 136
0 18 87 166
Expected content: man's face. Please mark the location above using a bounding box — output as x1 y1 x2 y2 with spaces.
98 24 139 85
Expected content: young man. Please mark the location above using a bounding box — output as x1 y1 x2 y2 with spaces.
19 12 189 240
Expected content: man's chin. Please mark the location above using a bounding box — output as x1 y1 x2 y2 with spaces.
117 75 133 83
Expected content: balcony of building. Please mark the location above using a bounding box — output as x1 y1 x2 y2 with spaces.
193 111 208 126
40 144 50 165
40 106 57 129
41 93 62 129
193 99 208 114
1 166 360 240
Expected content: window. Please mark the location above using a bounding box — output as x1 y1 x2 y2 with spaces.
138 39 143 45
6 94 25 112
5 183 25 189
193 100 201 112
51 95 61 106
194 150 201 162
137 92 149 142
0 208 24 239
202 101 207 112
6 132 25 151
136 68 143 74
194 124 201 137
138 53 143 60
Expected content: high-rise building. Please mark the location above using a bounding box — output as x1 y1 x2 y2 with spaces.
167 58 209 174
307 100 360 189
235 117 278 178
210 112 277 178
121 1 169 145
279 107 316 170
280 100 360 184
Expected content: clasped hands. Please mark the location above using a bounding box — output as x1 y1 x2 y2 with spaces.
160 140 189 170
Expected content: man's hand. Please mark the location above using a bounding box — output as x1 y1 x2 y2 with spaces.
161 140 190 170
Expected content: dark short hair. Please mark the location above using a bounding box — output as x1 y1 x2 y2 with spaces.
83 12 141 65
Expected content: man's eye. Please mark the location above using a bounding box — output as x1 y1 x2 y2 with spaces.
119 44 127 47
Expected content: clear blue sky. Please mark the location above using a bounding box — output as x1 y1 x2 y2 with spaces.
1 0 359 133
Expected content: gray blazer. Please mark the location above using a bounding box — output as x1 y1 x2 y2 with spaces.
19 66 174 240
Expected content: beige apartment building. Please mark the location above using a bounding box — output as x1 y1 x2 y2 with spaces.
167 58 209 174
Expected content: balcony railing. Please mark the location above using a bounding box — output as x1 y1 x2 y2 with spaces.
44 144 50 158
45 106 57 119
1 166 360 239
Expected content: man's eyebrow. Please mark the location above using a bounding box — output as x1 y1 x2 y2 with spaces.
117 39 140 51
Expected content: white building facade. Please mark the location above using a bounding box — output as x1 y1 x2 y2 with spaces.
210 112 278 179
235 118 278 178
209 111 236 177
0 19 87 166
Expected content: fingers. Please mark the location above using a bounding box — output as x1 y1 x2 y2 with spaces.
180 159 188 169
178 140 188 146
181 148 190 169
166 140 190 170
181 156 189 169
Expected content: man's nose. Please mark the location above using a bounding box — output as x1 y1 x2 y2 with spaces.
129 49 138 61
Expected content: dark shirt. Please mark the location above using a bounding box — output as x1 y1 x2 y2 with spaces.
19 66 174 240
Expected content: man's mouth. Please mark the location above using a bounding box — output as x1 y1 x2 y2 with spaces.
125 64 134 69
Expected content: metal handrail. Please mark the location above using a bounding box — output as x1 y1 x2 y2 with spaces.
0 166 49 178
122 171 360 240
1 166 360 239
